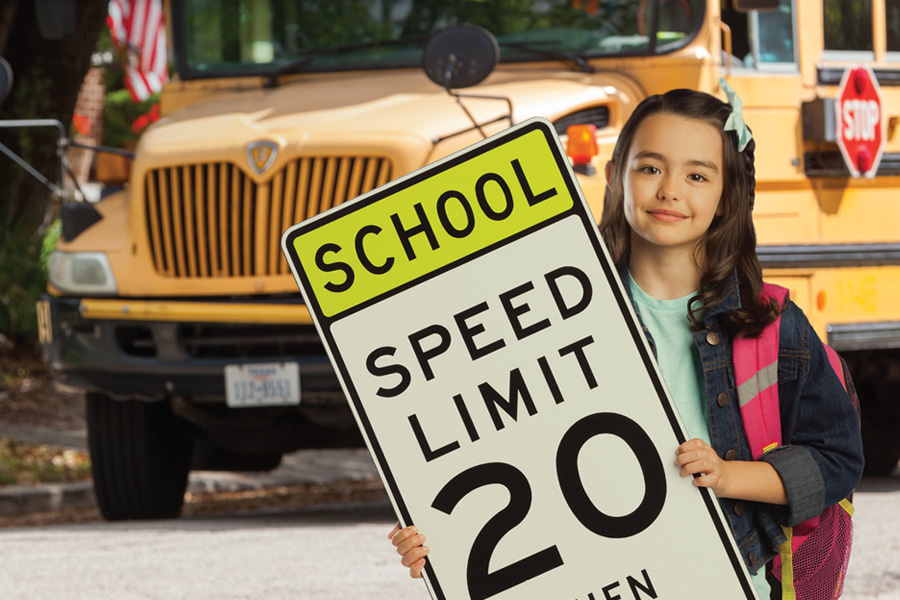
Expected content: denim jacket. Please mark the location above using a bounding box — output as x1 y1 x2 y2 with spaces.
621 267 865 574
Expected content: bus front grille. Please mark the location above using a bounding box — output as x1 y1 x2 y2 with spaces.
143 156 393 278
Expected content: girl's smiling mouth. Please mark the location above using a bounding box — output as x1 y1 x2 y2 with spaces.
647 208 688 222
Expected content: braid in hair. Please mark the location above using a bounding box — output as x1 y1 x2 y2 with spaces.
686 134 780 338
725 136 781 337
744 138 757 211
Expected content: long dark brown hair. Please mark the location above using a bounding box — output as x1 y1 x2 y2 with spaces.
598 88 778 338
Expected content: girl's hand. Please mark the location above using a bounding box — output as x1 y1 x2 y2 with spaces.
388 522 429 579
675 438 730 497
675 439 789 504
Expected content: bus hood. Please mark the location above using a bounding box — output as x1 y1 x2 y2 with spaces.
139 68 641 176
90 67 641 298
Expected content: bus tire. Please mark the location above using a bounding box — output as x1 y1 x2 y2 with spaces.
860 403 900 476
86 393 193 520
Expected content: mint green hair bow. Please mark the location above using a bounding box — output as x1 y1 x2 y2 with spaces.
719 77 752 152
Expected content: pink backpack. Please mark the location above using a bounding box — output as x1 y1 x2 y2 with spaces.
733 283 856 600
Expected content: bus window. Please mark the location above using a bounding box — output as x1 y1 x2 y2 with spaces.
754 0 795 64
824 0 874 61
887 0 900 60
177 0 709 79
719 0 795 70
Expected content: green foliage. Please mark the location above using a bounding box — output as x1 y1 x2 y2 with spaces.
94 26 128 92
0 438 92 487
2 63 56 160
0 54 62 345
0 212 59 343
824 0 873 51
0 0 108 350
42 219 61 266
0 220 58 342
102 89 159 149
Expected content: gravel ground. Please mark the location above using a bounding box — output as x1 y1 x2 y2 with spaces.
0 348 390 528
0 349 85 432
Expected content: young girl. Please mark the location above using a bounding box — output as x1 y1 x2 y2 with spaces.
390 85 864 599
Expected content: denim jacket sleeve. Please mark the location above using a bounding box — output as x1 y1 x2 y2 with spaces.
759 300 865 527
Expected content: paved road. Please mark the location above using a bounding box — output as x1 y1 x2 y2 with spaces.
1 468 898 599
0 498 428 600
842 474 900 600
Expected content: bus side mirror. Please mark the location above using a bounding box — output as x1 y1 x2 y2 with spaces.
733 0 780 12
0 57 12 107
422 25 499 91
421 25 512 140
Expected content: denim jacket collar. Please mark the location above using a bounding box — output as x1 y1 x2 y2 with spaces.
616 263 742 323
702 269 742 321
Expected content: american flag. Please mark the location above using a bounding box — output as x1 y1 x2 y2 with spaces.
107 0 168 101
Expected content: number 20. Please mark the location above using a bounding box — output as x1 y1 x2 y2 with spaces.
431 412 667 600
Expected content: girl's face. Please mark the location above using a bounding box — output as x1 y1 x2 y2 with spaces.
622 112 724 260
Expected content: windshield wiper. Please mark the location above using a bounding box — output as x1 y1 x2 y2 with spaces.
263 36 428 88
498 40 595 74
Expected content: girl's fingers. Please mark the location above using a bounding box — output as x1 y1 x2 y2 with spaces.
409 557 427 579
401 544 430 569
389 523 429 579
676 438 707 453
396 533 427 556
675 450 704 470
390 525 418 546
691 473 720 491
674 450 695 467
679 457 713 478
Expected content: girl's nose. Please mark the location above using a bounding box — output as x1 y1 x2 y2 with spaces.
657 175 682 201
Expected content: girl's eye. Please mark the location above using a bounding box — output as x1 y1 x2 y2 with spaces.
688 173 708 182
639 166 660 175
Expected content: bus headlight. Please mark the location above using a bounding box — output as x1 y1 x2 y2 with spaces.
48 251 118 295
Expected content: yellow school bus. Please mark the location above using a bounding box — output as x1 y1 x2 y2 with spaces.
36 0 900 520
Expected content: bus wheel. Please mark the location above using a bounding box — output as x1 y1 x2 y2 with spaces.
860 400 900 476
86 393 193 520
857 378 900 476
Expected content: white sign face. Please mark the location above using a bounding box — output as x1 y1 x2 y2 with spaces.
282 119 759 600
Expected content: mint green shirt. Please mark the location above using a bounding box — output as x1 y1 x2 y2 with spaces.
628 275 709 444
628 274 770 599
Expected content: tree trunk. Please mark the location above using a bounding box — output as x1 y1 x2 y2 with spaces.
0 0 108 342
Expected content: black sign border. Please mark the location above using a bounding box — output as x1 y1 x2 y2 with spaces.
283 118 756 600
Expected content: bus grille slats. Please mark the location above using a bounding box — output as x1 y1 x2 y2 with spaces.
170 167 188 277
279 162 299 275
144 156 393 278
265 171 282 276
306 158 325 221
194 165 209 277
217 165 230 276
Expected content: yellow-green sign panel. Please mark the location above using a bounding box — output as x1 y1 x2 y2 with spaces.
287 124 573 318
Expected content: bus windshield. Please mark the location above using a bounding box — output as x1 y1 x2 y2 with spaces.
174 0 704 80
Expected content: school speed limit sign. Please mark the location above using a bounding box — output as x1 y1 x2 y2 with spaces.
282 119 759 600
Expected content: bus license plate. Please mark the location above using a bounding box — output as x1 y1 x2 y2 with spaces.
225 363 300 408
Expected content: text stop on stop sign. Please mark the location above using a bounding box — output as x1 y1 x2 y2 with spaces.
835 65 884 178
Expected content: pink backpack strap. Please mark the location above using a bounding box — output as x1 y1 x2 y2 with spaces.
734 283 788 460
824 345 848 392
734 284 855 598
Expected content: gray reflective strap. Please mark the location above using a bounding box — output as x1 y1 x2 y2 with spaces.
737 361 779 407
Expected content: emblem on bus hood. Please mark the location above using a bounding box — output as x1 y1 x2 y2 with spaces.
247 140 278 175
